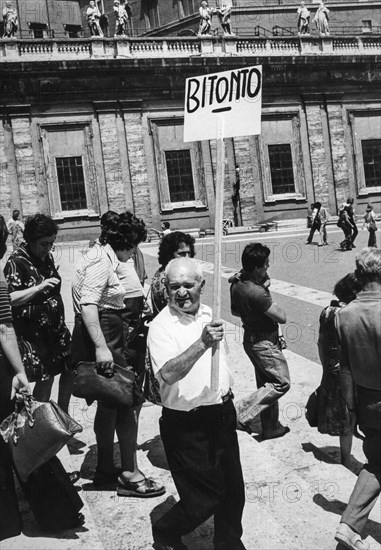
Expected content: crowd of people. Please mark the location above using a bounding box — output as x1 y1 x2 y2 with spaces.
0 207 380 550
306 198 377 250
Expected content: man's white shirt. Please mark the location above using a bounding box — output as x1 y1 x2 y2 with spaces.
147 303 233 411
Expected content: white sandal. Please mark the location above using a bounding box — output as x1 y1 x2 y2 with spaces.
335 523 369 550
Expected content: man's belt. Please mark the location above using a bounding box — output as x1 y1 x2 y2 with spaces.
189 389 234 413
244 331 278 345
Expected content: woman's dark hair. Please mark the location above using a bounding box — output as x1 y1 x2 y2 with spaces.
99 210 147 250
100 210 118 230
333 273 361 304
314 201 322 210
158 231 196 268
242 242 271 272
0 214 9 260
23 213 58 244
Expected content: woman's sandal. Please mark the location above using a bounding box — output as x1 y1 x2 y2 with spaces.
117 476 165 498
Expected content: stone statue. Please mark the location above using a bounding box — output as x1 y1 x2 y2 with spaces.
114 0 129 36
297 1 310 35
2 1 18 38
314 1 330 35
216 2 233 36
86 0 104 37
198 1 214 36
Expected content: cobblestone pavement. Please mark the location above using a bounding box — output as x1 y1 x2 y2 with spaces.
2 227 380 550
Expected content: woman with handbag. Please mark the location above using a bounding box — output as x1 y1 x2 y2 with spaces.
362 203 378 248
316 273 361 468
0 214 30 540
3 214 73 413
71 213 164 498
150 231 196 317
0 215 84 538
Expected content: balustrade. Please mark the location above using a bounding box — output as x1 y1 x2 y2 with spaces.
0 34 379 62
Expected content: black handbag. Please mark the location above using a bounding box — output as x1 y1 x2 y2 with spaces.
127 314 153 354
72 361 135 407
305 387 320 428
0 394 83 482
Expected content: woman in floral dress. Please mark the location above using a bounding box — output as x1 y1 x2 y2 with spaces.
317 273 362 468
4 214 73 413
150 231 195 317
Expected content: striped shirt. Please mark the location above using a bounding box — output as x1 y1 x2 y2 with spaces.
72 243 126 314
0 275 13 359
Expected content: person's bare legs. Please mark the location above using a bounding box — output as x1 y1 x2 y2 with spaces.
116 404 144 481
340 434 353 469
57 369 74 414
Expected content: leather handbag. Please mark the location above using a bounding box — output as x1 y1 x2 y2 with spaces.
0 394 83 482
72 361 135 407
305 387 320 428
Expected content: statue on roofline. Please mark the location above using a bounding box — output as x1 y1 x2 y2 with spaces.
297 1 310 35
114 0 132 36
198 1 214 36
2 1 18 38
87 0 104 37
314 1 330 35
215 2 234 36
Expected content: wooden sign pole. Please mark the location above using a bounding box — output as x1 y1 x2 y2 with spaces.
211 121 225 391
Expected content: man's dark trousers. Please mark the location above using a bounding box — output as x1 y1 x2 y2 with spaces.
153 398 246 550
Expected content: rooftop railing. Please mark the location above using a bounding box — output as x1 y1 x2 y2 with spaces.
0 34 380 62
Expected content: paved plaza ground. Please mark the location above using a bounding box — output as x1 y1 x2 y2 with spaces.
2 225 380 550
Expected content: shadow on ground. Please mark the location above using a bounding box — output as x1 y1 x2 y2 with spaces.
138 435 169 471
302 442 364 475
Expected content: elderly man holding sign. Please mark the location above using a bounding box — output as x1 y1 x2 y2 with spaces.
148 257 246 550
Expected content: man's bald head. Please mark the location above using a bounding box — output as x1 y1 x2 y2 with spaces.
165 258 205 316
165 257 203 283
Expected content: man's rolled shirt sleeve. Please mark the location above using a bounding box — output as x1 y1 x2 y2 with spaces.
147 323 178 380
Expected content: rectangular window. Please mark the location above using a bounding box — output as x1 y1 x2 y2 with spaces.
55 156 87 211
165 150 195 203
362 139 381 187
268 144 295 194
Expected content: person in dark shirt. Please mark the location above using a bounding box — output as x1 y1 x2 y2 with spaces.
334 248 381 550
230 242 291 439
347 197 358 247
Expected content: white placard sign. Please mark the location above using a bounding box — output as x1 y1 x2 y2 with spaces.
184 65 262 142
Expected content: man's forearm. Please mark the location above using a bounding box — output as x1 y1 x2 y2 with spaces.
160 338 208 385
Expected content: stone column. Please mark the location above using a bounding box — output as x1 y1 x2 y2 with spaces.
123 108 153 226
304 102 331 207
326 103 350 209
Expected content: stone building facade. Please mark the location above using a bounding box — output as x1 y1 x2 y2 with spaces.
0 11 380 240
